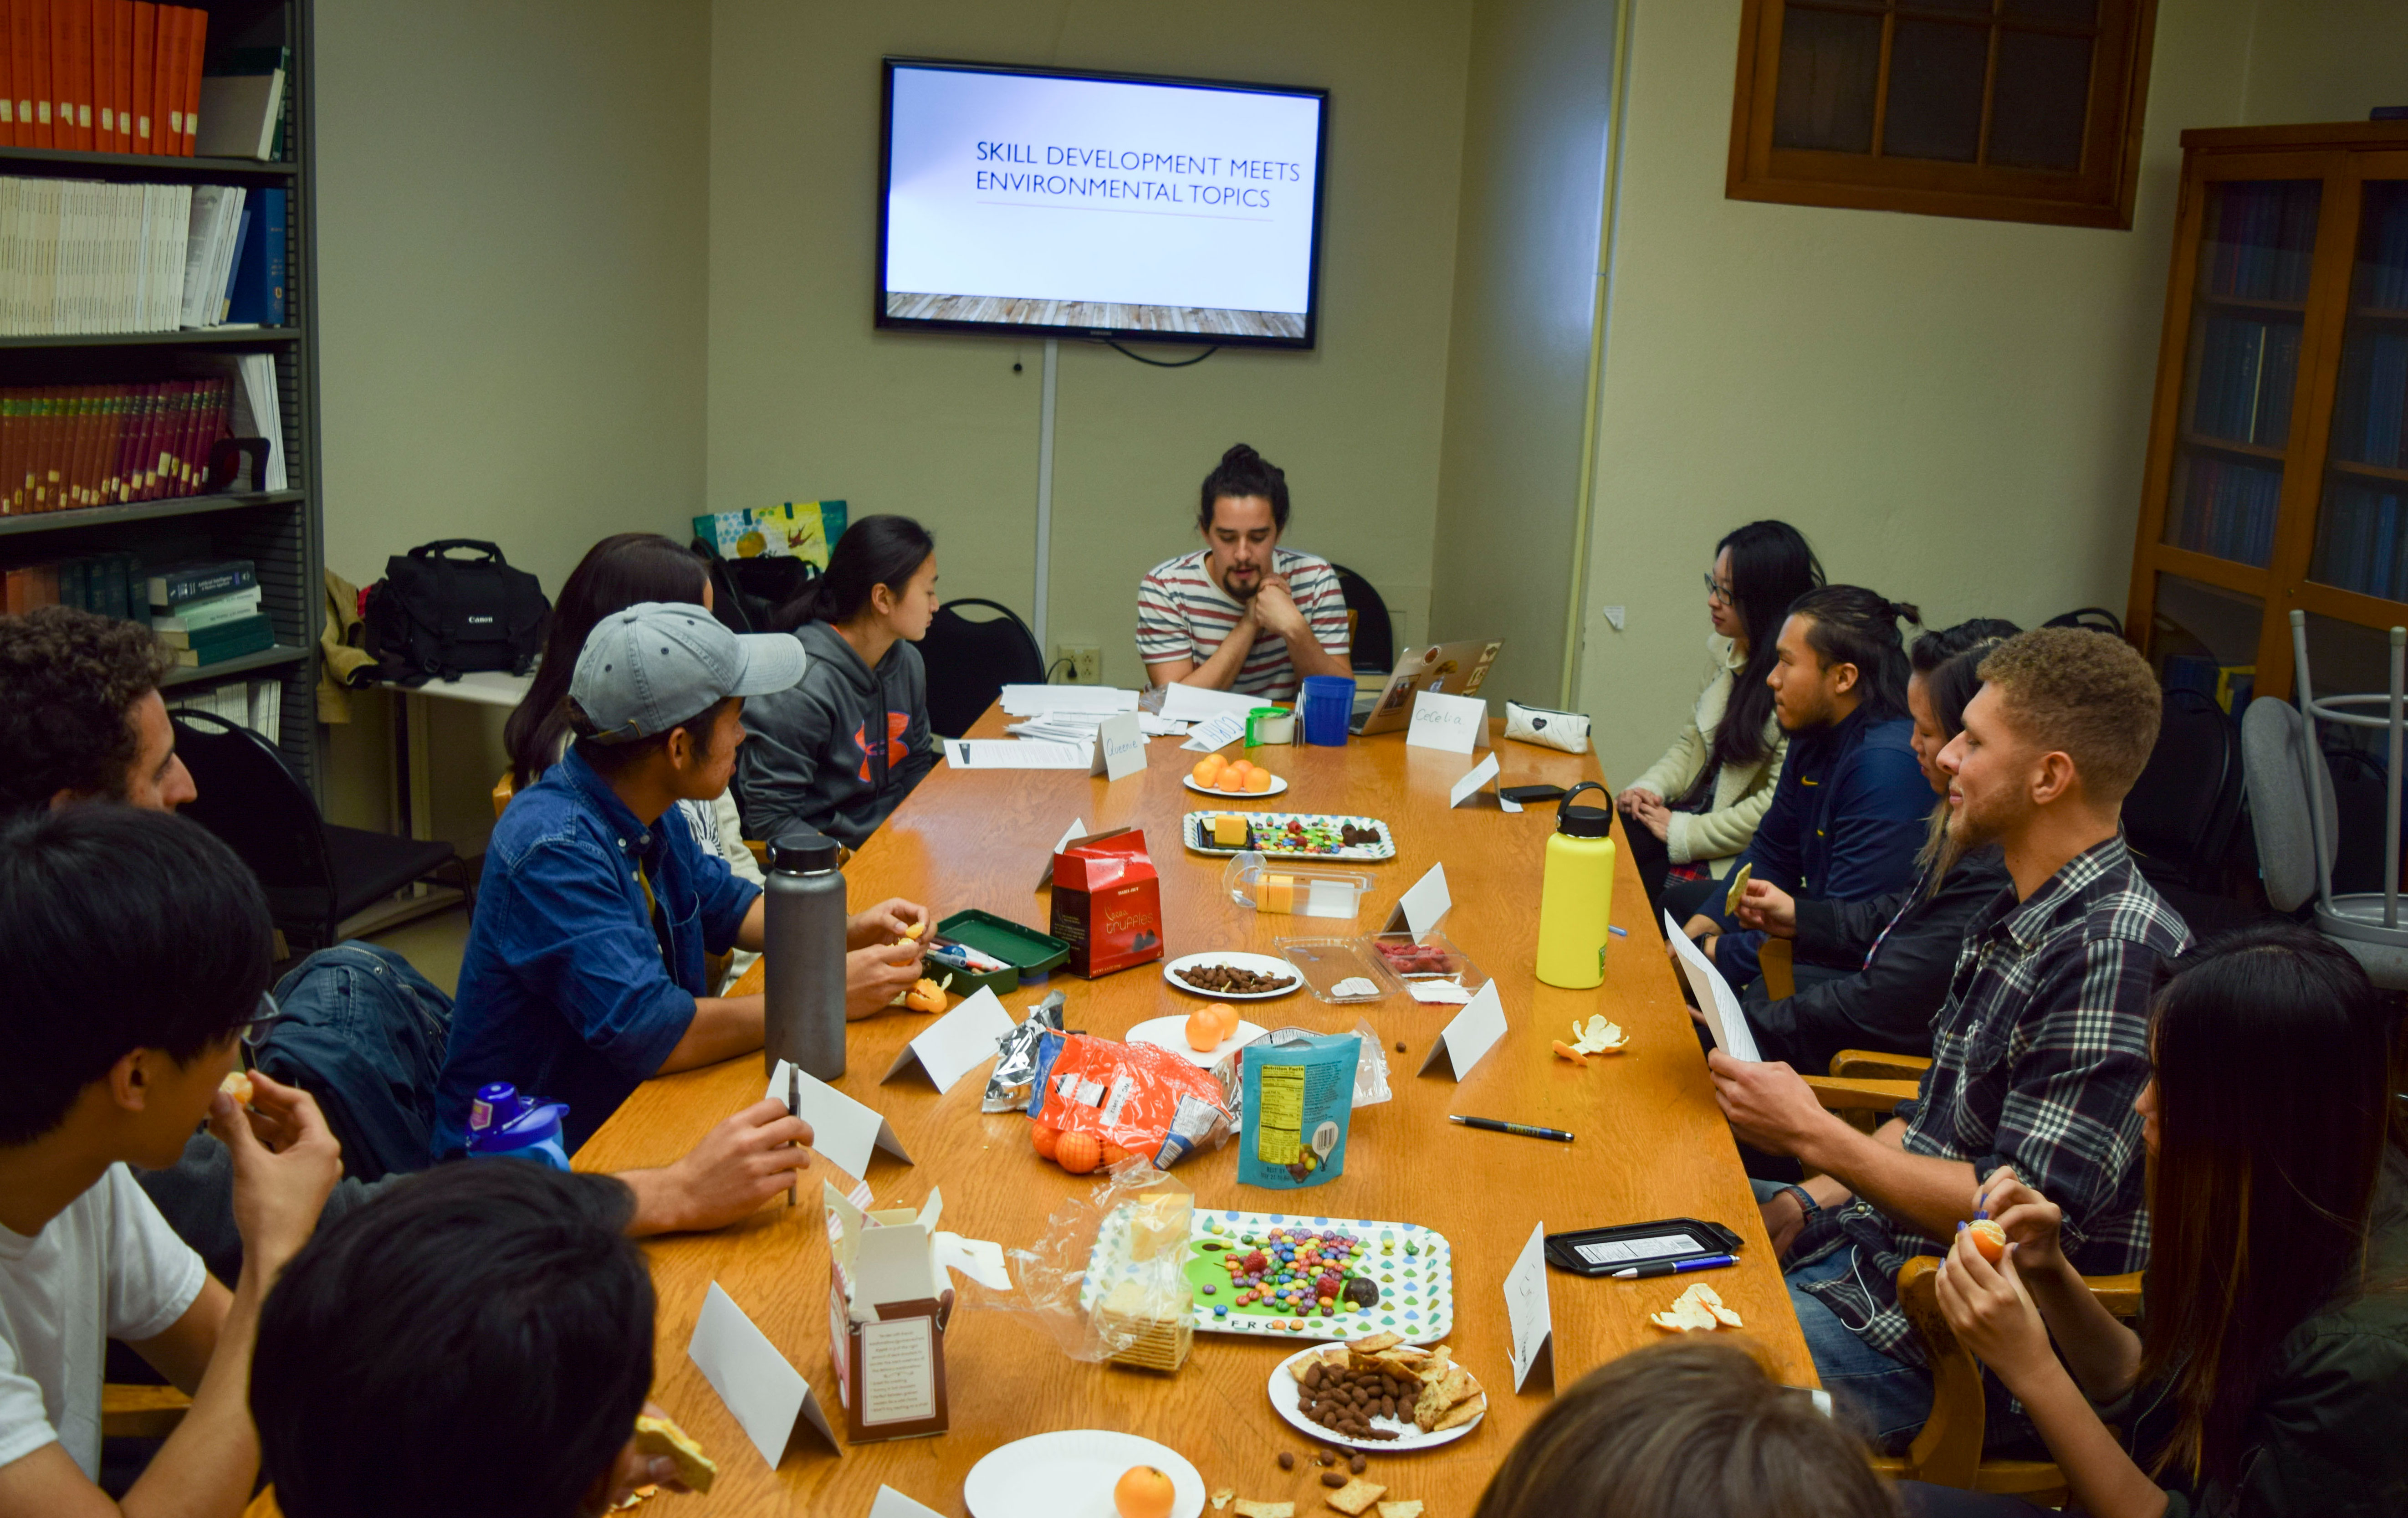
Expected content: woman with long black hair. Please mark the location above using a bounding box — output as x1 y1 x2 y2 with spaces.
736 514 940 850
1619 520 1824 917
1907 923 2408 1517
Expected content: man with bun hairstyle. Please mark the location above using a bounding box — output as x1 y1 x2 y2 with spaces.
1136 442 1351 701
1708 627 2189 1452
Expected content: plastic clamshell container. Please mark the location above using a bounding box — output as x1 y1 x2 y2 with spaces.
1222 851 1373 921
1361 928 1491 1002
1274 936 1405 1003
930 909 1072 998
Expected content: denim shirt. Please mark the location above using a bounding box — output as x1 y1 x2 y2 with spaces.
431 748 760 1158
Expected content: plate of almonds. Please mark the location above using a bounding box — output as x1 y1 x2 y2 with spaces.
1266 1332 1486 1452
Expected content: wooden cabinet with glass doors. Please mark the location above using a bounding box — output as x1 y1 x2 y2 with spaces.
2128 120 2408 701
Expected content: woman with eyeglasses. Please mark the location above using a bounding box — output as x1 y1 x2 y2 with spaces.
1618 520 1824 918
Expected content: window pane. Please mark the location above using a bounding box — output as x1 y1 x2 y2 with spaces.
2309 478 2408 600
1774 6 1881 153
2165 449 2282 567
1882 20 1989 163
1988 28 2091 170
2311 181 2408 603
2150 572 2262 672
2002 0 2097 22
2197 179 2322 304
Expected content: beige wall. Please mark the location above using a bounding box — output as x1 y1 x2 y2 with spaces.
2240 0 2408 125
312 0 711 843
1569 0 2266 789
1428 0 1618 711
704 0 1475 689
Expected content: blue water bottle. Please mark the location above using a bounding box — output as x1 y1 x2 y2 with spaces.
463 1082 572 1170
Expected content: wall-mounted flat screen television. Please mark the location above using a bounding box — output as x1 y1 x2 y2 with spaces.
878 59 1328 349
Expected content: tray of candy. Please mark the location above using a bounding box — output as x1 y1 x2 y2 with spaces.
1082 1206 1454 1343
1183 811 1397 862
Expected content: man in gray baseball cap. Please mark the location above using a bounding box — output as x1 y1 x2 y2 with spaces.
433 602 928 1159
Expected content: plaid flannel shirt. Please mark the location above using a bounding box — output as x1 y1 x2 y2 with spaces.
1788 834 2190 1365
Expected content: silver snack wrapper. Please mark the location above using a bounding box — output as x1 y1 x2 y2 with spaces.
982 990 1066 1112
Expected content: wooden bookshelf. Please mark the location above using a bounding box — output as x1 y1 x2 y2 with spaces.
0 0 321 788
2128 120 2408 698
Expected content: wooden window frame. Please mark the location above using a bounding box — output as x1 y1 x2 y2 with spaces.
1726 0 2161 230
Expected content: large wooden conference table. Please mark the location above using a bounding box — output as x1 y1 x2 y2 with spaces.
578 705 1812 1516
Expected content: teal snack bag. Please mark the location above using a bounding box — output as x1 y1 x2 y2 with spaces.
1239 1030 1362 1189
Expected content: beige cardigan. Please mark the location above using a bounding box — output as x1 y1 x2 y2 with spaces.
1627 633 1787 877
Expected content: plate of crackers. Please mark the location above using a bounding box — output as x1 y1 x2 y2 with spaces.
1267 1332 1486 1453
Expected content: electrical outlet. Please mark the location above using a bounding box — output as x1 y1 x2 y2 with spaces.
1058 643 1101 683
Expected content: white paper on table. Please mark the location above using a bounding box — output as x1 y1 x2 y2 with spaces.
1664 909 1762 1062
1179 710 1248 753
1160 683 1272 723
1406 980 1474 1005
1094 710 1148 780
868 1486 947 1518
1504 1221 1557 1393
1406 688 1490 754
1382 862 1452 935
687 1282 842 1467
998 684 1139 716
1450 750 1503 809
768 1061 915 1178
1415 979 1508 1080
880 987 1019 1095
944 738 1094 769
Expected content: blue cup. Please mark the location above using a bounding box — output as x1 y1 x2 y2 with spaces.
1301 675 1355 747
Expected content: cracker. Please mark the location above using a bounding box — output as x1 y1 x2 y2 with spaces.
1412 1345 1454 1384
1325 1478 1387 1516
1432 1390 1487 1432
631 1414 716 1494
1234 1503 1295 1518
1375 1505 1425 1518
1412 1365 1477 1430
1212 1491 1234 1512
1723 861 1753 918
1350 1330 1403 1356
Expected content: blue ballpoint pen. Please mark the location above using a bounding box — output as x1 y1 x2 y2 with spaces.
1610 1253 1738 1280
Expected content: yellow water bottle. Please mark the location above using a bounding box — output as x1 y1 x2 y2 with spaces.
1536 782 1617 989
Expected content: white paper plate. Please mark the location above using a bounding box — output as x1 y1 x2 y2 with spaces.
1162 951 1303 1000
1267 1345 1485 1453
965 1429 1207 1518
1183 771 1289 799
1125 1013 1268 1066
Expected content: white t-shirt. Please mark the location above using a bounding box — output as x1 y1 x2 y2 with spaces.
0 1164 206 1478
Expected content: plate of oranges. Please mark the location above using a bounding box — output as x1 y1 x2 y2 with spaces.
1126 1007 1268 1067
1186 751 1287 798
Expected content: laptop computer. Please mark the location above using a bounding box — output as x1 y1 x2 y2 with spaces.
1350 638 1505 735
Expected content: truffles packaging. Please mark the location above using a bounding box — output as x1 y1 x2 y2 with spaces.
1048 830 1164 977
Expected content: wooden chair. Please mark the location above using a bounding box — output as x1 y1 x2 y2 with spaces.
1869 1257 2143 1500
102 1381 191 1438
1759 935 1796 999
491 769 515 819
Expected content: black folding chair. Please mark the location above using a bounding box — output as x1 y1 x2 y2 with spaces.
172 712 465 952
918 597 1044 738
1330 563 1393 673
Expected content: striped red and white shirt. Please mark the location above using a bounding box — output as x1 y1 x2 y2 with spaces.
1135 548 1350 702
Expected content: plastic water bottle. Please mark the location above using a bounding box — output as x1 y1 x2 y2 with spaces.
464 1082 572 1169
764 829 849 1080
1536 782 1617 989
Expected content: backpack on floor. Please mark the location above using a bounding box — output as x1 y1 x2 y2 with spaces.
363 539 550 684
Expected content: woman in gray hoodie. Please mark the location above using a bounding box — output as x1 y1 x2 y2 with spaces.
736 515 940 850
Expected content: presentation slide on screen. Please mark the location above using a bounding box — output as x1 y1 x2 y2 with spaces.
884 66 1323 340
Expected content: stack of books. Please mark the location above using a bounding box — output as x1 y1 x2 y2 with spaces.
0 375 233 513
164 673 281 736
0 544 143 617
0 2 215 156
147 556 269 667
0 177 286 335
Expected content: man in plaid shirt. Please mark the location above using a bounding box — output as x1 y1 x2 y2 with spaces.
1709 627 2190 1451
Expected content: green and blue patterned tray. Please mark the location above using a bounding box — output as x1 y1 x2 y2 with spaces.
1181 812 1398 862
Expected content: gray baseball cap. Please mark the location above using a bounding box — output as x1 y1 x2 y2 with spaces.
569 601 805 743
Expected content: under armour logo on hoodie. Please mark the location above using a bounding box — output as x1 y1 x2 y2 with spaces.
854 712 910 783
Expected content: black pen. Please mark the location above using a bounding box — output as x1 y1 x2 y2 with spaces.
1448 1114 1574 1143
785 1065 802 1208
1610 1254 1738 1280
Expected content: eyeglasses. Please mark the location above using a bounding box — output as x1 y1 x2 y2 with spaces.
1703 573 1735 606
234 990 284 1051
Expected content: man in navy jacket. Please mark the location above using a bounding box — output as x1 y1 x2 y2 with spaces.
1679 586 1931 990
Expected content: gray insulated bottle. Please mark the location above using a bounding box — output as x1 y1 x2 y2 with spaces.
763 830 848 1081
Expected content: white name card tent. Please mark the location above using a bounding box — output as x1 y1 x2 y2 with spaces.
1415 979 1508 1081
686 1282 843 1468
880 987 1019 1095
1405 688 1489 754
1382 862 1452 936
1093 710 1148 780
1450 750 1518 810
1503 1221 1556 1393
768 1061 915 1180
1180 710 1248 754
1663 909 1762 1062
945 738 1092 769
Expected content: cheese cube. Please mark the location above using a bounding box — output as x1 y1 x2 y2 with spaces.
1260 873 1295 913
1212 815 1250 848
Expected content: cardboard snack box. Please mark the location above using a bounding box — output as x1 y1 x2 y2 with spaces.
1048 830 1164 977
